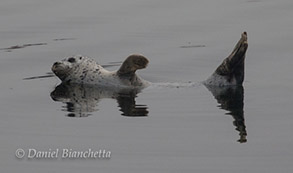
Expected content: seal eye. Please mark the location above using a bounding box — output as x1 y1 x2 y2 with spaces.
68 57 76 63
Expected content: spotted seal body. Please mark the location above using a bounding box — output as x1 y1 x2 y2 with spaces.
204 32 248 86
52 32 248 88
52 54 150 88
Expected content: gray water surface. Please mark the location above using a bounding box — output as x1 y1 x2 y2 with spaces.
1 0 293 172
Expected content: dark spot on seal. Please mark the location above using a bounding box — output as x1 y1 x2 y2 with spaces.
68 57 76 63
65 79 72 84
67 113 76 117
79 57 83 60
80 73 88 80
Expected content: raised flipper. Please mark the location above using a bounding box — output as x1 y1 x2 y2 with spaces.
205 32 248 86
117 54 149 77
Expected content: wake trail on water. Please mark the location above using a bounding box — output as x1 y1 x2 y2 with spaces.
147 81 202 89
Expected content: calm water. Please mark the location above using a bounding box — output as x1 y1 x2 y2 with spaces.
1 0 293 172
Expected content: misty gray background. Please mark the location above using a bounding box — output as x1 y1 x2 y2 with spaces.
1 0 293 172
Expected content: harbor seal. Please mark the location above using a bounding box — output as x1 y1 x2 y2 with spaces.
52 32 248 88
204 32 248 86
52 54 150 88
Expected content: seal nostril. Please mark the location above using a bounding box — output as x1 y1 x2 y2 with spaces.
53 62 61 66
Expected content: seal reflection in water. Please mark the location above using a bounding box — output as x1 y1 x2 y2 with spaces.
50 83 148 117
205 85 247 143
